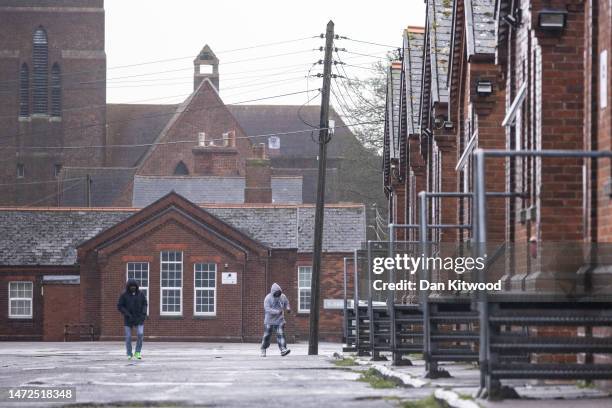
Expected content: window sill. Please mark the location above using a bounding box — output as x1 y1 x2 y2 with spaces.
159 315 183 320
18 116 31 122
193 315 217 319
8 317 33 320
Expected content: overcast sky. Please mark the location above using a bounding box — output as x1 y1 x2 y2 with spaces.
105 0 426 107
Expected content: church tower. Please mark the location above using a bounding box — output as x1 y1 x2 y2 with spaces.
0 0 107 206
194 45 219 91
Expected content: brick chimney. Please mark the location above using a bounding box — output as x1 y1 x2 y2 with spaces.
192 131 239 176
244 143 272 203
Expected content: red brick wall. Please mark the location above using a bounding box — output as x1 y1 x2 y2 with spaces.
96 215 249 341
42 283 80 341
136 81 251 177
0 267 77 340
74 208 349 343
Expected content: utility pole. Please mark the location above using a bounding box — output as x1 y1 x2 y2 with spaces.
308 20 334 356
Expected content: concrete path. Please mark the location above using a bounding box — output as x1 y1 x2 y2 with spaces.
0 342 430 407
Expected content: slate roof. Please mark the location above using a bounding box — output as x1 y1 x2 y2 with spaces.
0 210 133 266
466 0 497 56
428 0 454 103
106 104 178 167
60 167 137 207
387 62 403 160
227 105 359 158
0 203 365 265
132 175 303 207
403 28 425 135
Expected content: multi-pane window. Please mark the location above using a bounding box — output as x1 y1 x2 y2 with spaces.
160 251 182 315
9 282 33 318
50 63 61 117
194 263 216 315
126 262 149 315
19 63 29 117
298 266 312 313
32 27 48 115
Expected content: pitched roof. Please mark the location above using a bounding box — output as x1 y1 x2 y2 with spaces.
387 62 403 160
466 0 497 57
59 167 137 207
227 105 358 158
106 104 178 167
404 28 425 135
0 202 365 265
428 0 454 104
131 175 303 207
0 209 133 266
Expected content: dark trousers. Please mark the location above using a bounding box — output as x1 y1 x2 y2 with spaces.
261 324 287 351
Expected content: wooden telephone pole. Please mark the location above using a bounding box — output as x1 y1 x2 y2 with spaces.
308 20 334 356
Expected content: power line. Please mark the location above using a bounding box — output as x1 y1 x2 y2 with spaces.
0 89 315 142
0 120 383 151
336 35 399 49
0 36 318 87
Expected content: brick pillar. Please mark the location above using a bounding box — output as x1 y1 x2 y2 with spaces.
472 63 508 243
528 0 586 294
244 144 272 203
409 136 427 242
434 133 459 243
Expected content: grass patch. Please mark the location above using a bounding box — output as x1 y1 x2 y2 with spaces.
459 393 474 400
577 380 596 389
357 368 400 389
333 357 358 367
400 395 444 408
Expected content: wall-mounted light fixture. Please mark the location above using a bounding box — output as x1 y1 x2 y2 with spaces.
537 9 567 31
503 9 522 28
476 79 493 96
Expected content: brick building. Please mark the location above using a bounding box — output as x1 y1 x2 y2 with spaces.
0 192 365 341
384 0 612 372
0 1 371 209
385 0 612 249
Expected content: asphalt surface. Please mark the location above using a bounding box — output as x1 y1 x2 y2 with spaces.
0 342 431 407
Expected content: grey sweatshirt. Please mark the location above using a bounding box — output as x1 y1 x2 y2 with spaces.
263 283 291 325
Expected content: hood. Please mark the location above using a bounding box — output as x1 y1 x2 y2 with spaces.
125 279 140 293
270 282 282 294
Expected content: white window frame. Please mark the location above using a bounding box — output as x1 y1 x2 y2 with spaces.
126 262 150 315
160 251 183 316
193 263 217 316
8 281 33 319
298 266 312 313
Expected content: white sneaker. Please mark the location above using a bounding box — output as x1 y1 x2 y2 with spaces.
260 349 266 357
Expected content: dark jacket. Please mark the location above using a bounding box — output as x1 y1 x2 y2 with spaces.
117 279 148 327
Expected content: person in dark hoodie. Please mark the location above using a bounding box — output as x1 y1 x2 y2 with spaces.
117 279 148 360
260 282 291 357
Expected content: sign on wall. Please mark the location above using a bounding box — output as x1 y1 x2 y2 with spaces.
221 272 237 284
323 299 353 309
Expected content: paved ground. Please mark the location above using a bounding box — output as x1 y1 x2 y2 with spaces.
1 342 611 407
0 342 431 407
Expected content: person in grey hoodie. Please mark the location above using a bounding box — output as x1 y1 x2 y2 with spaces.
260 282 291 357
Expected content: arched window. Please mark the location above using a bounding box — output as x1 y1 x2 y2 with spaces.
19 63 29 117
174 161 189 175
51 63 61 116
32 27 48 114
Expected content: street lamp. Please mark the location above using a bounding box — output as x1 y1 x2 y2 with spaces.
537 9 567 31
